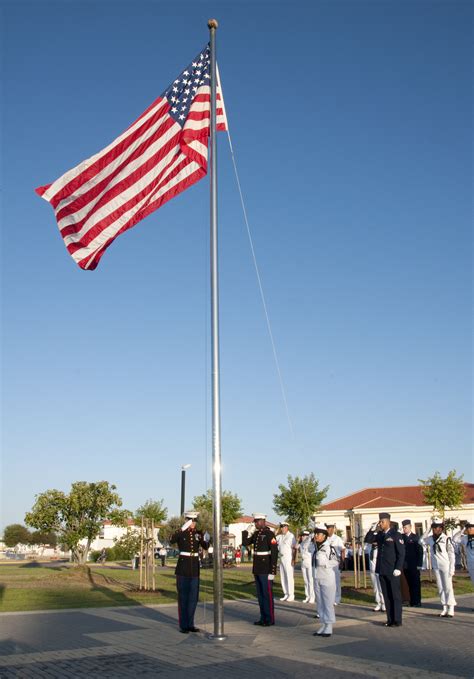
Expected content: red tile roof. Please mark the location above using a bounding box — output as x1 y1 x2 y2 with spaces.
320 484 474 511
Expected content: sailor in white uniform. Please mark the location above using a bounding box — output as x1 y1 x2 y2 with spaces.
276 521 296 602
298 530 315 603
325 523 345 605
365 541 385 611
453 521 474 584
422 518 456 617
312 524 338 638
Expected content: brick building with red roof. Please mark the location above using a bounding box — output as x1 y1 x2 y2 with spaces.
314 483 474 542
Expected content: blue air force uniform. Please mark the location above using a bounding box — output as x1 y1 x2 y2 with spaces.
170 513 209 633
242 514 278 626
401 520 423 606
365 514 405 626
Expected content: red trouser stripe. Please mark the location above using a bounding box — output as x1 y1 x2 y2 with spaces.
268 579 274 623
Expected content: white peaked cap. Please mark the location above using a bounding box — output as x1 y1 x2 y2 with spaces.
252 513 267 520
314 523 328 533
431 517 444 526
184 511 199 520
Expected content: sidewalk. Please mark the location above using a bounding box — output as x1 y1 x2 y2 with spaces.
0 595 472 678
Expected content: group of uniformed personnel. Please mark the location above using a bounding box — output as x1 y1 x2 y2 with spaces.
170 510 473 636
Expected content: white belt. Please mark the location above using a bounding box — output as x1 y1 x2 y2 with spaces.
256 551 271 555
179 552 199 557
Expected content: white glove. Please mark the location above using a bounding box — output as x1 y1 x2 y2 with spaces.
370 522 378 531
246 523 256 536
268 574 275 581
393 569 401 577
417 566 423 571
181 519 193 531
203 531 210 542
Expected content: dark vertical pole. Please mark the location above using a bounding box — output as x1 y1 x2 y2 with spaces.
180 469 186 516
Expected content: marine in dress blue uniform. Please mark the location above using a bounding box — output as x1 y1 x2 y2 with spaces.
365 512 405 627
170 511 209 633
242 513 278 626
401 518 423 606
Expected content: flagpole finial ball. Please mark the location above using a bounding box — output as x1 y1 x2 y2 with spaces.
208 18 219 30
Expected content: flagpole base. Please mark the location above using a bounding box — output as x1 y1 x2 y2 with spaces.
206 633 227 641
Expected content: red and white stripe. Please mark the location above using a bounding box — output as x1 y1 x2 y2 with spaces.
36 84 227 269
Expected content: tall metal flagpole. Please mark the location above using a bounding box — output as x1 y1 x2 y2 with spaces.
208 18 226 641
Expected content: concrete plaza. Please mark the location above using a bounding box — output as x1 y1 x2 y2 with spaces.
0 594 472 678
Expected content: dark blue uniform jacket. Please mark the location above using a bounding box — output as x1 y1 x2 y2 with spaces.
365 528 405 576
402 532 424 569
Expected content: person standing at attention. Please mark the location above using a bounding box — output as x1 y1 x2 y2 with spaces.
365 512 405 627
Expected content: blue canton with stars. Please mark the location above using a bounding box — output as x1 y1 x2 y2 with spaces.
163 45 211 127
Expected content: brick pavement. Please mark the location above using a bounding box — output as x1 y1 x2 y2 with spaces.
0 595 472 678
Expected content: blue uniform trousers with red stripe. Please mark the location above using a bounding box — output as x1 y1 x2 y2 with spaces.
255 574 274 624
176 575 199 630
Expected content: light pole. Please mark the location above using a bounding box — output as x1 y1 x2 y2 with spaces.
180 464 191 516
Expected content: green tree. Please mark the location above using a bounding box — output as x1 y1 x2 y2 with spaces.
25 481 131 564
419 470 466 523
112 529 141 559
3 524 31 548
192 489 243 526
273 473 329 534
159 515 185 544
135 499 168 524
29 530 57 547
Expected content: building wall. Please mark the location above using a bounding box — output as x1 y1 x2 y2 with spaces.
314 504 474 542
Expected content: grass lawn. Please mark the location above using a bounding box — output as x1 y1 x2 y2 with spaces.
0 560 472 613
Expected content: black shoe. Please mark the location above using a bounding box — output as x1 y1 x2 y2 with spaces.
254 620 265 626
320 633 332 637
413 603 422 608
384 622 393 627
313 614 320 619
445 615 453 618
188 627 200 632
392 622 402 627
179 628 189 634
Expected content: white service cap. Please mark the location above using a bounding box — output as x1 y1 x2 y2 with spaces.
184 511 199 520
252 513 267 520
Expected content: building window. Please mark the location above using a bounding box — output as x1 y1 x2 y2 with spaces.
414 523 423 536
346 525 352 542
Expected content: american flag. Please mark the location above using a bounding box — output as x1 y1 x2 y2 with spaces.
35 44 227 270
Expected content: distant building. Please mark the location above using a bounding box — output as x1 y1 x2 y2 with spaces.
313 484 474 543
80 519 162 554
227 515 278 548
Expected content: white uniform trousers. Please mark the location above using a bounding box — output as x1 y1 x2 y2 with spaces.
333 566 341 604
301 559 314 601
434 569 456 607
369 570 385 606
280 556 295 598
313 566 336 624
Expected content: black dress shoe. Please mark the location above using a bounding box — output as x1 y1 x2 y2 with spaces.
413 603 422 608
392 622 402 627
254 620 265 626
179 628 189 634
188 627 200 632
320 633 332 637
384 622 393 627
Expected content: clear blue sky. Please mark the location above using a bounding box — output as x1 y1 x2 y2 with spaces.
1 1 472 530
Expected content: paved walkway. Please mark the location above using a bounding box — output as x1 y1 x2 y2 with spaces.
0 595 472 678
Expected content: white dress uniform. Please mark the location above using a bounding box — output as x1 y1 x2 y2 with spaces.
327 533 344 604
365 543 385 610
277 531 296 600
422 530 456 614
452 531 474 583
299 535 315 603
312 537 337 633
